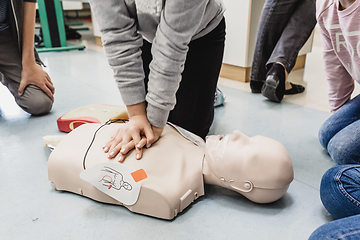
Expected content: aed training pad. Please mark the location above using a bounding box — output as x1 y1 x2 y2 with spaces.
57 104 129 132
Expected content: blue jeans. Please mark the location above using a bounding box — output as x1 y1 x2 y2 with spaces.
308 215 360 240
308 165 360 239
250 0 316 82
318 94 360 165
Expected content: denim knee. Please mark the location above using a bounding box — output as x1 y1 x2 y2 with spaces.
318 123 329 150
308 215 360 240
320 166 342 218
327 134 360 165
320 165 360 220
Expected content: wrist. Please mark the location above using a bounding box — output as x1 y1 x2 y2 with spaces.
127 102 147 118
22 57 37 69
146 104 169 128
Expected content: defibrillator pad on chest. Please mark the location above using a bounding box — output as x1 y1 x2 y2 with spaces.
80 162 147 205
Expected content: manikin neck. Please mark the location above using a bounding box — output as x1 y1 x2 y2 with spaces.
202 156 223 186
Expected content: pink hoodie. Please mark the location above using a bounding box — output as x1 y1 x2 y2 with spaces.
316 0 360 113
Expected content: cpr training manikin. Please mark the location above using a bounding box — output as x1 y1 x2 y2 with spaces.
47 122 294 220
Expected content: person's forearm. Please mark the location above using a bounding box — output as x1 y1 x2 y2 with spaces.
127 102 147 118
22 2 37 67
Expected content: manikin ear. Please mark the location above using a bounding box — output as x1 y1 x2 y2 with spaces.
228 179 254 193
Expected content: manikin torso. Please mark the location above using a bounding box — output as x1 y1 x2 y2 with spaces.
48 123 294 220
48 123 205 219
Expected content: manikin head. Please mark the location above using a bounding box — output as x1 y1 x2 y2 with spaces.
203 130 294 203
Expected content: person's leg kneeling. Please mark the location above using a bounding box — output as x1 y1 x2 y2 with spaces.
16 84 53 115
319 95 360 152
308 215 360 240
318 121 332 150
327 122 360 164
320 165 360 220
318 111 346 151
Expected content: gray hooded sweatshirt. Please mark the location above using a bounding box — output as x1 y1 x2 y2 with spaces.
89 0 225 128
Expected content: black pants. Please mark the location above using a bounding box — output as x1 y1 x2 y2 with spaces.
250 0 316 82
141 18 226 139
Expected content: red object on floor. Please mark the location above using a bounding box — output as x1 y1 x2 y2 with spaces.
57 116 101 132
56 104 129 132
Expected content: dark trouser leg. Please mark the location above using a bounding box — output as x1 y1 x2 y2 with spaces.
141 18 226 139
0 28 53 115
1 77 53 115
268 0 316 73
250 0 312 82
141 40 152 93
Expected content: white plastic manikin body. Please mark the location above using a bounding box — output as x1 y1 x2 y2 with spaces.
48 123 205 220
47 123 294 219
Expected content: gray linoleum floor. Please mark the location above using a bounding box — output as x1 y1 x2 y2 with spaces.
0 47 336 239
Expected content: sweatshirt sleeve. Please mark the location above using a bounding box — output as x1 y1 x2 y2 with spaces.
89 0 146 107
146 0 211 128
317 21 354 113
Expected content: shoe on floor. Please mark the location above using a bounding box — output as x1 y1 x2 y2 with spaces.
250 80 264 93
261 64 286 103
284 82 305 95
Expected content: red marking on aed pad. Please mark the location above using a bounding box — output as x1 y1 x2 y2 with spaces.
131 169 147 182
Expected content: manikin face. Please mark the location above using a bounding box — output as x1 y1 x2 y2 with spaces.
205 130 294 203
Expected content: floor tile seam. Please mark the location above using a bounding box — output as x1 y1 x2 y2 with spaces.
292 178 320 192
